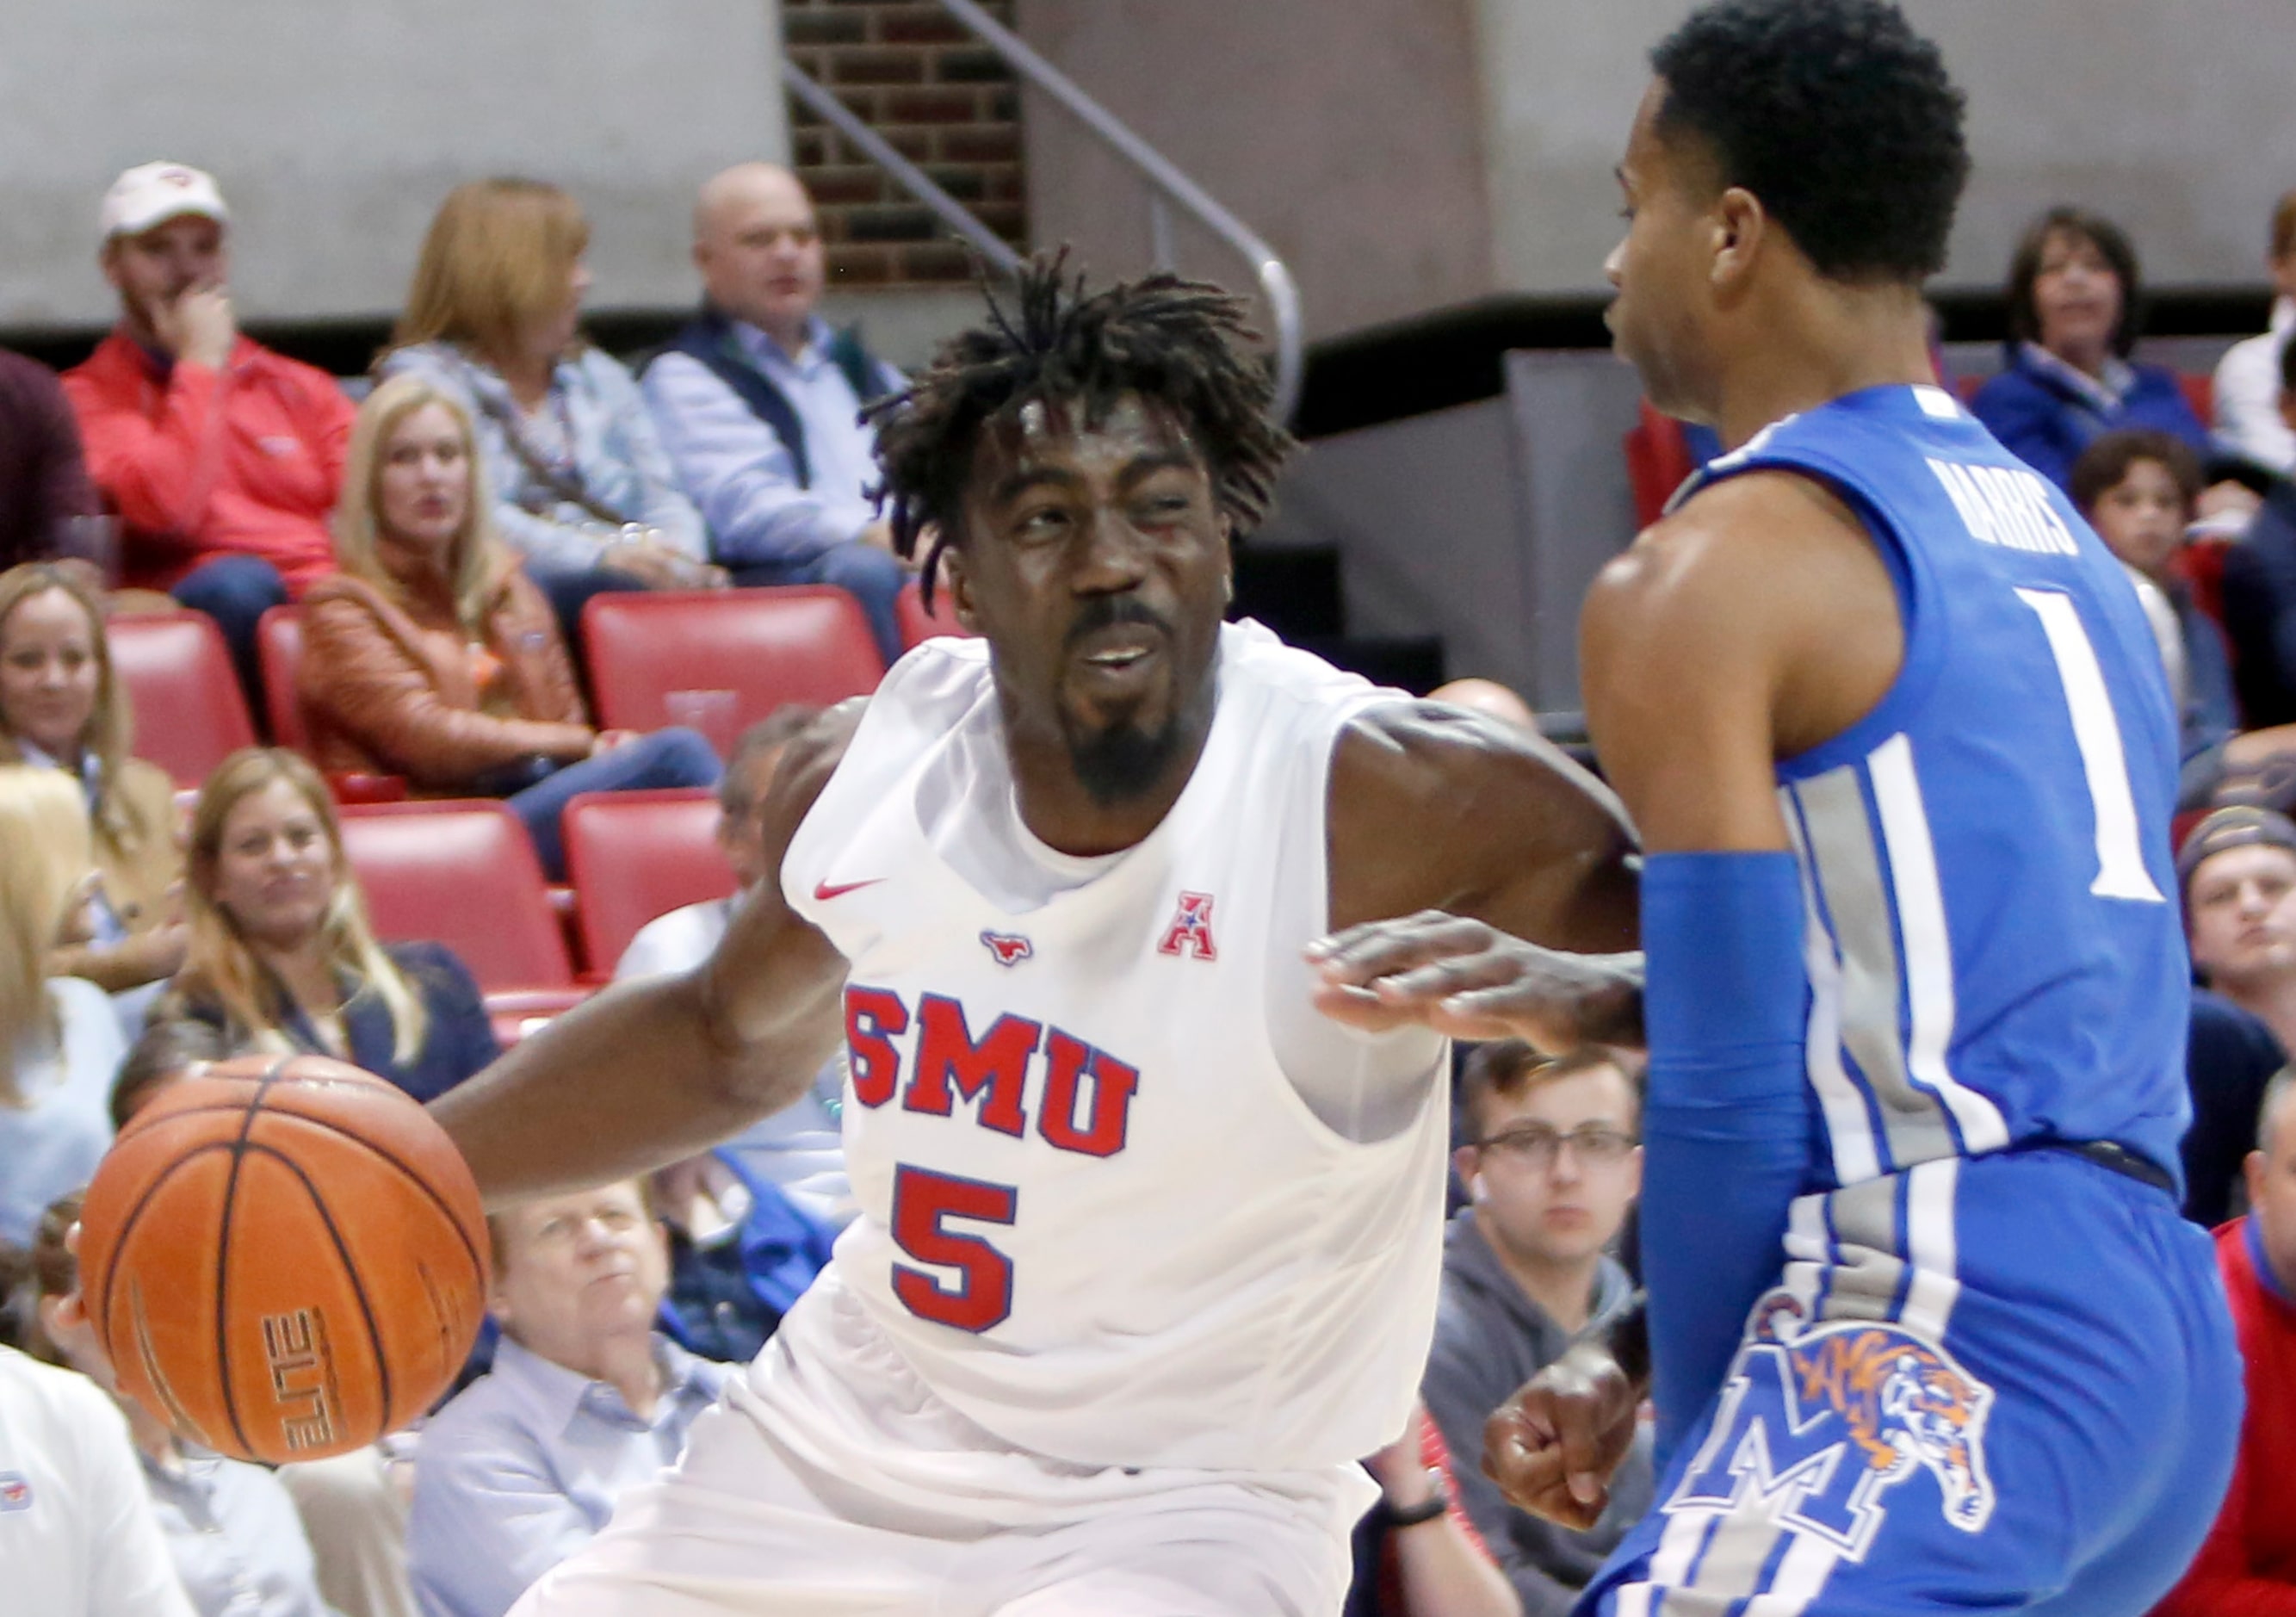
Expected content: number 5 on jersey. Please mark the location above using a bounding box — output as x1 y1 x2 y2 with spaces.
890 1165 1018 1332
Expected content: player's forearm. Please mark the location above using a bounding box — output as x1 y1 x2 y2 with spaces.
430 968 835 1207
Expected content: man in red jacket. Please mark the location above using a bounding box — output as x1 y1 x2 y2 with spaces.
2156 1069 2296 1614
62 161 352 705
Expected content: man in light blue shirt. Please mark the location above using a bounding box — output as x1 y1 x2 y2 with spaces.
642 164 910 664
405 1181 730 1617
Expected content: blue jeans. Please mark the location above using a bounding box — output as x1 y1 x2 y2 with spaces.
529 561 650 649
171 554 288 722
728 541 907 667
504 727 721 880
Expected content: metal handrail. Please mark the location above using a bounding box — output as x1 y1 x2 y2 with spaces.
782 60 1024 278
933 0 1303 422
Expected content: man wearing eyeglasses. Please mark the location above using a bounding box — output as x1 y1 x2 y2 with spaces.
1421 1042 1654 1616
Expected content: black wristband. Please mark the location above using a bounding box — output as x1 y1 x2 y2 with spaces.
1383 1476 1449 1529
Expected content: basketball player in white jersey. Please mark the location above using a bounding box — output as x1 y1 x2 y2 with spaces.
430 262 1642 1615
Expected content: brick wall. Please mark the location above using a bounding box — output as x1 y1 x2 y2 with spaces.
781 0 1029 287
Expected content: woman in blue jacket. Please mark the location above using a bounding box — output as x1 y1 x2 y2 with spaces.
1972 207 2209 490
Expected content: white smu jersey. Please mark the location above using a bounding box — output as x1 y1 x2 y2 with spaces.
782 621 1453 1471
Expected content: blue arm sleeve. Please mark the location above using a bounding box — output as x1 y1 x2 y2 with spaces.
1639 850 1815 1471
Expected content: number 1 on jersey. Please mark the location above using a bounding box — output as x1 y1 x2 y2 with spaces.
2014 587 2165 904
889 1164 1018 1332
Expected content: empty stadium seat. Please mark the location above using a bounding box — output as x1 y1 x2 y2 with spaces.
107 611 258 788
337 799 578 1004
581 587 885 748
256 606 306 751
562 788 735 981
1623 398 1698 530
895 579 978 650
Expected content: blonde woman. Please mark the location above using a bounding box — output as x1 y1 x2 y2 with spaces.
0 561 187 995
28 1191 340 1617
376 177 721 636
300 378 718 879
0 765 127 1244
158 747 497 1101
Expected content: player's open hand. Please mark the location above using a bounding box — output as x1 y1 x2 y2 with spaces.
1306 911 1640 1050
1482 1341 1640 1530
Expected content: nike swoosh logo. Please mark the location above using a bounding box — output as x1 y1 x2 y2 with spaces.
814 878 886 901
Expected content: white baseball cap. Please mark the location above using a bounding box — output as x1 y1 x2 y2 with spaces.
100 162 228 241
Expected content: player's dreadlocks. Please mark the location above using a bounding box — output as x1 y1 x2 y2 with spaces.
868 255 1295 606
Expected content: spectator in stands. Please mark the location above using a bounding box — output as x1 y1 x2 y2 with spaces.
2068 432 2243 803
0 350 102 577
107 1017 230 1132
63 163 352 705
1348 1402 1522 1617
1430 678 1539 733
2152 1069 2296 1613
30 1193 334 1617
378 179 722 639
642 164 907 664
300 375 721 879
2225 338 2296 728
1422 1042 1652 1615
157 747 496 1102
2214 187 2296 480
0 564 188 1005
2180 808 2296 1225
0 1341 194 1617
0 767 127 1246
408 1180 730 1617
1971 207 2209 491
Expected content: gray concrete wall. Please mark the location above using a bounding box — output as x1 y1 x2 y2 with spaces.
0 0 788 330
1012 0 1495 341
1475 0 2296 298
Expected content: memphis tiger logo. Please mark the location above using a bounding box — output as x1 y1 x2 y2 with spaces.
1667 1295 1996 1558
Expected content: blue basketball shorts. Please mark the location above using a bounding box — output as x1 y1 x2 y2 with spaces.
1578 1148 2242 1615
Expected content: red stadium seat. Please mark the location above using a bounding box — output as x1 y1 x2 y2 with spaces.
254 606 405 803
107 611 258 788
337 800 575 994
895 579 977 650
256 607 306 750
581 587 884 750
1623 399 1698 530
562 788 736 982
2177 371 2215 432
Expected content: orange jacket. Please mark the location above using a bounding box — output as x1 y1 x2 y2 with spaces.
62 329 352 596
299 561 592 789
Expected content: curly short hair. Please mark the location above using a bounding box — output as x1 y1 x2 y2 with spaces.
869 257 1295 605
2068 430 2202 520
1650 0 1969 283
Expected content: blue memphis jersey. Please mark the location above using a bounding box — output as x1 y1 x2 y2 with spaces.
1681 382 2190 1192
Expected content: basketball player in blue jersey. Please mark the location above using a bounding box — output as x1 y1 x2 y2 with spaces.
1315 1 2242 1610
425 263 1641 1614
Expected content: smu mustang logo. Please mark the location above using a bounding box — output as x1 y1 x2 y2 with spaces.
1668 1298 1996 1558
981 930 1033 967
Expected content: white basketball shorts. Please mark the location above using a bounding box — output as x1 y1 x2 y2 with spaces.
508 1267 1376 1616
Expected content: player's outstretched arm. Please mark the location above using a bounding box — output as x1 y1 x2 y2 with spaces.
1309 700 1643 1050
430 706 863 1208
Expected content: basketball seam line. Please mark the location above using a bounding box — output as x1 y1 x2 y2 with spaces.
239 1140 397 1437
110 1099 488 1293
210 1055 293 1459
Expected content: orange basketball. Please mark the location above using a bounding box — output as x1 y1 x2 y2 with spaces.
77 1053 490 1464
